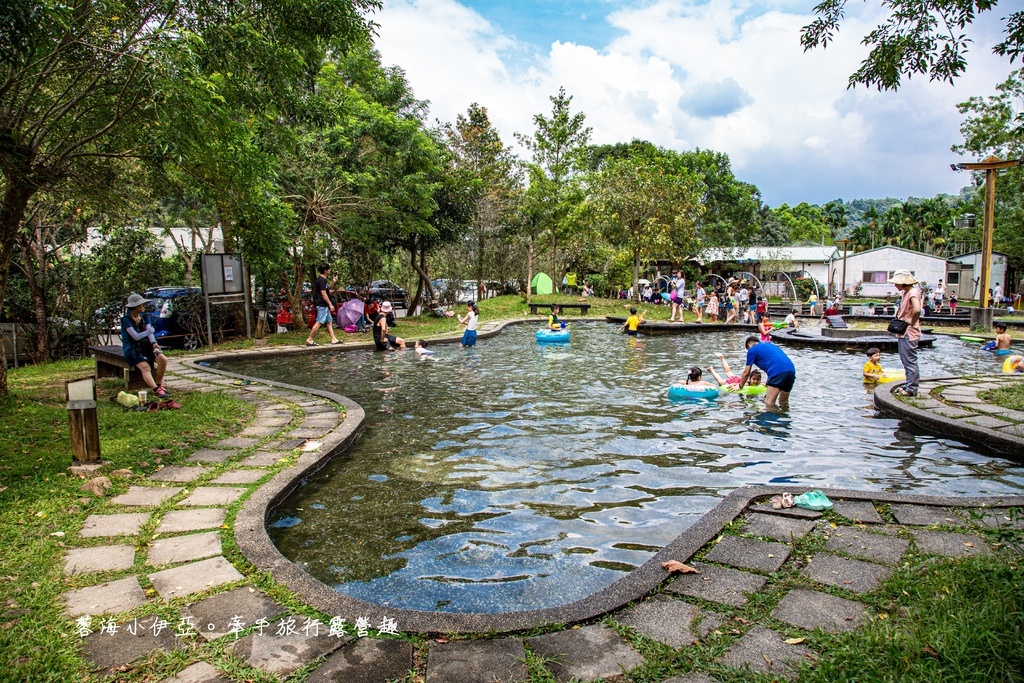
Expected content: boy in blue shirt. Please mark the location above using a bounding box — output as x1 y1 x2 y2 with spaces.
738 335 796 410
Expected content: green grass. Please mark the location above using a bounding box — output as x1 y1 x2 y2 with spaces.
0 359 254 682
980 383 1024 412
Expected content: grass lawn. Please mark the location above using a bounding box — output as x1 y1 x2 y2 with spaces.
0 359 254 682
980 382 1024 411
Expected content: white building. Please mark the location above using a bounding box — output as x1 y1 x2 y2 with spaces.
950 250 1010 301
841 246 947 298
698 246 840 289
82 225 224 258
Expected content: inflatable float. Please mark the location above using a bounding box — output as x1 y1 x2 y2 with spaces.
960 336 986 343
1003 355 1023 373
865 370 906 384
668 384 719 399
536 328 570 344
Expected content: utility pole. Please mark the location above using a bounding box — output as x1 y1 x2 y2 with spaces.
952 156 1022 308
836 239 852 296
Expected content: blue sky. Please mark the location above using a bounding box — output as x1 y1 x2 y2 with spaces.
373 0 1014 206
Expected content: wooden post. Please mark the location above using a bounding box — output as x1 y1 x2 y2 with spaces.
952 156 1022 308
66 376 101 464
836 239 852 296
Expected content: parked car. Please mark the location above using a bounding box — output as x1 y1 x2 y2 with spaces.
367 280 407 308
141 286 203 349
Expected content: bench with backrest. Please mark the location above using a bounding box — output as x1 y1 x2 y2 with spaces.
90 345 150 390
528 302 592 316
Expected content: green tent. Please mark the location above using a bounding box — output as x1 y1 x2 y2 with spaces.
531 272 553 295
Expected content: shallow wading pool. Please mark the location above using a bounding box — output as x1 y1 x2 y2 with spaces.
212 322 1024 613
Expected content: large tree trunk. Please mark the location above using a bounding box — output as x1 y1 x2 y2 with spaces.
477 231 485 302
19 231 50 362
632 248 641 305
526 239 534 307
551 231 557 294
0 178 38 395
409 245 423 315
409 247 434 308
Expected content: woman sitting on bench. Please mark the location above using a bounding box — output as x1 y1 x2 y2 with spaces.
122 293 170 399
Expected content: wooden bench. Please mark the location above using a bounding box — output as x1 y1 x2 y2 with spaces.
528 302 592 316
90 345 150 390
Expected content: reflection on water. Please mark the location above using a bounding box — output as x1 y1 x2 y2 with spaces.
213 322 1024 613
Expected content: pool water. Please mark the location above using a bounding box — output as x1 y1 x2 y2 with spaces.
214 322 1024 613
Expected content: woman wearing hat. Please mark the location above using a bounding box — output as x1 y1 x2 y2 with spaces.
121 293 170 398
888 270 922 396
372 301 405 351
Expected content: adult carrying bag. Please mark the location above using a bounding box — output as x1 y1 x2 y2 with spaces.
887 318 909 335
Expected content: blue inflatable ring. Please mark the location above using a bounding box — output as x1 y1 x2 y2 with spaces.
668 384 719 399
536 328 570 343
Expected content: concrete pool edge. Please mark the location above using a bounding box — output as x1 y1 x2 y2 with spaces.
179 332 1024 634
874 375 1024 457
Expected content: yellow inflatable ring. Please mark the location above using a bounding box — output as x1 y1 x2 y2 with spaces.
1003 356 1023 373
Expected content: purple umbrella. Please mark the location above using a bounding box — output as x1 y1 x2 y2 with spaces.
336 298 364 327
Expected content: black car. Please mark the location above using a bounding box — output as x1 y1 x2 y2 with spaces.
367 280 407 308
142 287 203 349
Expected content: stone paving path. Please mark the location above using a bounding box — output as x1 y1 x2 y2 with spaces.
63 351 1024 682
876 373 1024 453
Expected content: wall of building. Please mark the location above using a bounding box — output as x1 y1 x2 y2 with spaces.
842 248 947 298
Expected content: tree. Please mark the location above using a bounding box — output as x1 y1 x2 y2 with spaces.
0 0 378 395
516 87 592 287
774 203 832 244
801 0 1024 90
587 155 703 303
953 70 1024 265
442 103 521 302
823 200 848 238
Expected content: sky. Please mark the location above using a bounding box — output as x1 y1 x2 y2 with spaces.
370 0 1016 207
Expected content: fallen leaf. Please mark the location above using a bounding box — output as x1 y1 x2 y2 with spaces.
732 617 750 625
964 542 974 548
435 637 449 643
762 653 773 665
921 646 939 658
662 560 699 574
784 637 805 644
150 448 172 456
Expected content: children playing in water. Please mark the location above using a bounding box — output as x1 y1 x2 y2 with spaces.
620 307 646 335
458 302 479 347
785 308 799 329
862 347 884 382
707 352 762 389
678 366 717 390
758 312 773 342
548 304 566 330
995 322 1012 351
414 340 435 357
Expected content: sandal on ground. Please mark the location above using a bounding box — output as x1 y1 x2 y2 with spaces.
892 387 917 397
146 401 160 412
330 339 342 345
162 399 182 410
154 385 170 399
305 340 319 347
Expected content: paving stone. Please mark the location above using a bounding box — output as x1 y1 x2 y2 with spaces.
910 530 991 558
150 466 207 483
147 531 222 566
288 428 331 439
302 404 336 413
663 675 720 683
803 553 891 594
966 508 1024 530
188 449 236 463
993 409 1024 422
720 626 812 680
970 403 1014 415
704 535 790 573
148 556 244 600
741 512 817 543
238 425 282 438
182 585 287 641
694 611 727 640
426 639 527 683
156 508 226 533
230 617 346 679
64 544 136 574
748 502 822 519
63 576 148 617
79 512 149 538
81 614 184 671
210 469 267 485
771 589 866 633
890 504 964 527
265 438 306 451
158 662 232 683
665 561 767 607
946 394 984 403
825 528 909 565
914 398 945 410
931 406 976 418
308 638 414 683
110 486 182 507
214 437 259 449
832 501 884 524
615 594 700 648
961 415 1013 429
178 486 246 506
238 451 286 467
527 623 644 682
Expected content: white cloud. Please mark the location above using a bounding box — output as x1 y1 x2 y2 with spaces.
373 0 1015 205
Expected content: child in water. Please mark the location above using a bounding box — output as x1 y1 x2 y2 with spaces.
678 366 717 390
707 352 762 389
414 339 435 357
862 347 884 382
548 304 566 330
620 307 646 335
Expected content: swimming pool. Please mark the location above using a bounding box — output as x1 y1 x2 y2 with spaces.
213 322 1024 613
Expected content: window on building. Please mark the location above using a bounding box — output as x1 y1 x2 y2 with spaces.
946 272 960 285
862 271 889 283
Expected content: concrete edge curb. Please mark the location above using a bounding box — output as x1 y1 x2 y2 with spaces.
874 376 1024 457
176 332 1024 635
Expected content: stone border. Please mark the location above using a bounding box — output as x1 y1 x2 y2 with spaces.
875 376 1024 457
181 327 1024 634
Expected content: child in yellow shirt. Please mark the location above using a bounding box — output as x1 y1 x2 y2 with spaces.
862 347 884 382
620 307 646 335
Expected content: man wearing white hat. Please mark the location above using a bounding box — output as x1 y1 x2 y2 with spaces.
888 270 922 396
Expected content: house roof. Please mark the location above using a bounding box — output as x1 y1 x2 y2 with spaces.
950 250 1010 260
698 246 839 265
842 245 947 261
